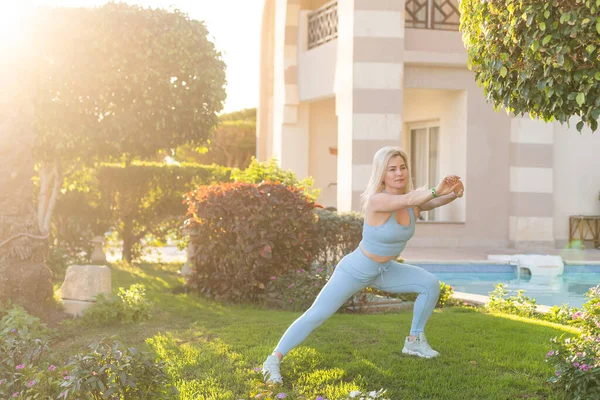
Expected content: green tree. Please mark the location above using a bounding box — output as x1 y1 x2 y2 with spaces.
168 108 257 168
32 2 226 234
460 0 600 132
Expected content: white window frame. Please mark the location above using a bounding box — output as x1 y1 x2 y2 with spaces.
408 121 440 221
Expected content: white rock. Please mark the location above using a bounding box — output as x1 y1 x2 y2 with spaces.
58 265 111 302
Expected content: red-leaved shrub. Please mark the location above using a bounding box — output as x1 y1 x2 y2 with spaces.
185 181 316 303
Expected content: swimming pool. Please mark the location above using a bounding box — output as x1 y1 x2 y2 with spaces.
416 263 600 309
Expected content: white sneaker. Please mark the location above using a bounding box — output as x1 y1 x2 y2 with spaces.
262 355 283 384
402 333 440 358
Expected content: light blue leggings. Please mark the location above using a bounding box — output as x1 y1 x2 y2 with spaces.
274 248 441 356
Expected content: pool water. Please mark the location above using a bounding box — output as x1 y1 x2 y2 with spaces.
416 264 600 309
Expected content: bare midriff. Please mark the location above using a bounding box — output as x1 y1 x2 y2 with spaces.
359 244 399 264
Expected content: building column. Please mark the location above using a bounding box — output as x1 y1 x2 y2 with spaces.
272 0 309 177
257 0 276 162
335 0 405 212
509 117 555 247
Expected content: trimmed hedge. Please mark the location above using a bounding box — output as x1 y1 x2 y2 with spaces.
53 162 232 263
312 208 363 269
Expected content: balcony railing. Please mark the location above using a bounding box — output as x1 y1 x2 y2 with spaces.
306 0 459 51
307 0 338 50
405 0 460 31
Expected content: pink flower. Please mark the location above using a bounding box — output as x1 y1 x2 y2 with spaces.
572 311 583 320
316 268 323 273
276 393 287 399
64 375 70 380
270 276 277 280
546 350 554 358
287 283 295 289
59 392 67 398
12 393 18 398
28 380 35 387
314 283 319 287
0 379 3 385
61 370 68 376
556 371 561 376
48 365 56 372
574 362 580 367
16 364 25 370
296 269 304 273
289 299 294 303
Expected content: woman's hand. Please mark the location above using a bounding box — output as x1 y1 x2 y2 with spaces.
435 175 461 197
453 180 464 198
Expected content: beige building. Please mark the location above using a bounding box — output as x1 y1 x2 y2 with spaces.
257 0 600 249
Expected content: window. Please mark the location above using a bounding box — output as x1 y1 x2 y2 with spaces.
410 124 440 221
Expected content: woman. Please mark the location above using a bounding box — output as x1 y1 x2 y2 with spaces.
262 146 464 384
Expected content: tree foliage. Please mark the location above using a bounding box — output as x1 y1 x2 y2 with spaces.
28 2 227 236
169 108 256 168
460 0 600 132
54 162 231 262
33 2 227 163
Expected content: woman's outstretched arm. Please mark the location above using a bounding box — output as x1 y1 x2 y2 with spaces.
419 192 458 211
418 180 464 211
369 175 460 212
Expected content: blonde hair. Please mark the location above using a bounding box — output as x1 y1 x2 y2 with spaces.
360 146 412 210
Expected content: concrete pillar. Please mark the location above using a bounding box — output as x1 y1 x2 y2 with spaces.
335 0 406 211
509 117 555 247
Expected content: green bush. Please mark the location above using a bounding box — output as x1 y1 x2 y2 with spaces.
185 181 316 303
0 304 173 399
0 305 60 398
267 266 330 311
61 337 177 399
486 283 537 318
232 158 320 201
437 282 455 308
78 284 153 326
98 161 232 262
53 161 232 263
311 208 363 269
544 303 580 325
546 285 600 400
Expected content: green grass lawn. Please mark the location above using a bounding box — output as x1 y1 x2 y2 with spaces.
52 262 577 399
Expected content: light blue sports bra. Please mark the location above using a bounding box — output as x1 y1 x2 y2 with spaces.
360 208 416 257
